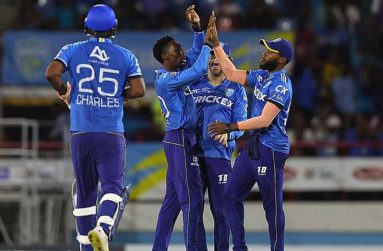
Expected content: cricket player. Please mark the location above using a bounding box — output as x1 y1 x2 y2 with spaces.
45 4 145 251
151 9 215 251
191 43 247 251
207 15 294 251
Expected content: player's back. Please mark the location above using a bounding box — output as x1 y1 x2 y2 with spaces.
55 37 142 133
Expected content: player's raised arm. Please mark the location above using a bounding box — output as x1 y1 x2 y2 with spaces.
186 4 202 32
208 15 247 85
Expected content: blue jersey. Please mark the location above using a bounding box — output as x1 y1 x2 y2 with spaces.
54 37 142 132
192 77 247 160
155 32 210 131
247 69 292 154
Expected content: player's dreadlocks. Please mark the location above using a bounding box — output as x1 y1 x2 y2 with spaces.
153 36 175 64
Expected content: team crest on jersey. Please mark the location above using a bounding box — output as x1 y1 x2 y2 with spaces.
225 88 234 97
90 46 110 61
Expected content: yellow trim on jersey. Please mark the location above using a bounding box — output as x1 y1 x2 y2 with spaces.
260 39 279 54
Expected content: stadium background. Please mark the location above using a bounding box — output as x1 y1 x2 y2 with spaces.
0 0 382 250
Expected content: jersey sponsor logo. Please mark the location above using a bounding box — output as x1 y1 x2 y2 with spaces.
253 87 266 101
271 94 285 103
90 46 110 61
191 87 211 94
225 88 234 97
191 156 199 167
218 174 228 184
258 166 267 175
194 95 233 108
184 86 192 96
275 85 288 94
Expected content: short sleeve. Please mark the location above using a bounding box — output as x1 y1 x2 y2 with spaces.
268 81 291 108
126 52 142 78
54 44 74 69
246 70 267 88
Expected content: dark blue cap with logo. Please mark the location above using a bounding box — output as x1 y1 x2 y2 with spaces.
211 42 232 58
260 38 294 62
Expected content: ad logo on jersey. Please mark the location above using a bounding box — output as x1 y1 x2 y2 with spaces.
194 95 233 108
225 88 234 97
254 87 266 101
275 85 288 94
184 86 192 96
90 46 110 61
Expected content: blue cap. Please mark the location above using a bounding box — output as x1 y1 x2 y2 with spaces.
85 4 117 32
221 42 232 58
212 42 232 58
260 38 294 62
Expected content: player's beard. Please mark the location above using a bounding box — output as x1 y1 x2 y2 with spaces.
260 58 279 71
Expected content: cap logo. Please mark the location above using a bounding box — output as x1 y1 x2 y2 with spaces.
271 38 282 42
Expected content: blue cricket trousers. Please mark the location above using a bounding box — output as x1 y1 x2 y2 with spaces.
152 129 203 251
198 157 231 251
224 138 288 251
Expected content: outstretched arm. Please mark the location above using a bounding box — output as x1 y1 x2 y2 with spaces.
186 5 204 64
208 16 247 85
208 101 281 135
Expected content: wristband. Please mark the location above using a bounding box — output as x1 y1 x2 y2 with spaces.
192 23 202 32
224 123 232 133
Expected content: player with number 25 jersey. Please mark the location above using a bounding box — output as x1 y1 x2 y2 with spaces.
46 4 145 251
54 36 141 132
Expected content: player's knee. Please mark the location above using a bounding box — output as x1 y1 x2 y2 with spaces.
101 182 123 195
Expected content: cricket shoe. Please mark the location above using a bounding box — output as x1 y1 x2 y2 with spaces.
88 226 109 251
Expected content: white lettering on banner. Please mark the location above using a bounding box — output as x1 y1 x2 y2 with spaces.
280 158 383 192
76 94 120 108
193 95 233 108
253 87 266 101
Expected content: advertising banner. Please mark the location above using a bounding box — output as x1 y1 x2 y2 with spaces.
1 30 294 85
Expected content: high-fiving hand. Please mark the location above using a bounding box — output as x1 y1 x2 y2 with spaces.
185 5 200 26
205 11 216 44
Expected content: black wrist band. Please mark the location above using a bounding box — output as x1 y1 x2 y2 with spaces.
225 123 232 133
192 24 202 32
203 42 213 49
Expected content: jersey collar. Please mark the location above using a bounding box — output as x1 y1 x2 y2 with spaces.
89 37 112 43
